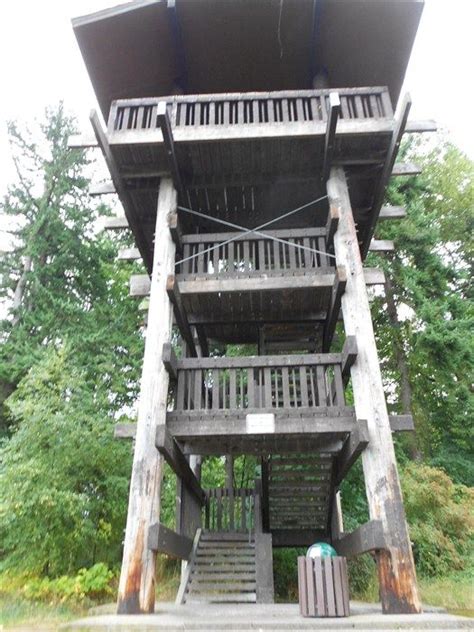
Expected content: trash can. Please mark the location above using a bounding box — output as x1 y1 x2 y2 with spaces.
298 556 350 617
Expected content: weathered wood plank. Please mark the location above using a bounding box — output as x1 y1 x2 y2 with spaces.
334 520 386 557
405 119 437 133
90 180 116 196
329 166 421 613
117 178 177 614
166 275 197 357
104 215 129 230
391 162 421 177
334 421 370 486
322 92 341 182
369 239 395 252
118 247 141 261
162 343 177 381
148 523 193 560
379 206 406 220
323 266 347 352
90 110 151 272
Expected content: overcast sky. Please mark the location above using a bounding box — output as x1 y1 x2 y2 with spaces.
0 0 473 198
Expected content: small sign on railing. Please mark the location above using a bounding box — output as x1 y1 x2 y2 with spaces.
246 413 275 434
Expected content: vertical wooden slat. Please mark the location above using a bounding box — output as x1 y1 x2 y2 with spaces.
288 238 297 270
247 368 255 408
341 557 350 615
333 365 345 406
300 367 309 407
216 488 222 530
229 369 237 409
306 559 316 616
273 240 281 271
314 558 325 616
333 558 345 616
324 557 336 616
316 365 327 406
264 368 272 408
298 557 307 616
205 492 210 530
318 237 329 266
282 367 290 407
193 369 202 410
241 488 247 532
243 240 250 272
212 369 220 409
177 370 185 410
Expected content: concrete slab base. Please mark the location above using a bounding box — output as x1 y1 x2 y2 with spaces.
61 601 473 631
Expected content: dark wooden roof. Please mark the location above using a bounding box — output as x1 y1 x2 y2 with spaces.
73 0 423 119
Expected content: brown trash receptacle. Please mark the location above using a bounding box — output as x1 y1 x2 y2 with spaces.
298 556 350 617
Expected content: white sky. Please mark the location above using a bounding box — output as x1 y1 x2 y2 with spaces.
0 0 473 199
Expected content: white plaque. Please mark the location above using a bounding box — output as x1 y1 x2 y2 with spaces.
245 413 275 434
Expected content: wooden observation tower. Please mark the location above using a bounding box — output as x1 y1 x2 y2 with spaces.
72 0 434 616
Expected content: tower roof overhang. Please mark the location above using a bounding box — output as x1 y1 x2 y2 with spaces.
73 0 424 120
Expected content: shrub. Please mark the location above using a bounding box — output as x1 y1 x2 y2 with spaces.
401 463 474 577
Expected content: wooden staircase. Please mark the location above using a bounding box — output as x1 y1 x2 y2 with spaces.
266 454 333 533
179 531 257 604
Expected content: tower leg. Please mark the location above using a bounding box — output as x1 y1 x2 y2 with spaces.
117 179 177 614
328 167 421 614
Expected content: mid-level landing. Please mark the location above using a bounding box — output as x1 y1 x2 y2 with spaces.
62 602 472 631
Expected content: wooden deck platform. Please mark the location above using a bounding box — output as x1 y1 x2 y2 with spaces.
95 87 407 271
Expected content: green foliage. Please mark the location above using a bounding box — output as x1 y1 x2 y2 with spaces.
401 462 474 577
22 564 114 604
0 106 143 576
272 548 305 602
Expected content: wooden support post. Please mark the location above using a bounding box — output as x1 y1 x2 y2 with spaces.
90 110 152 272
328 166 421 614
362 94 412 257
157 102 186 199
116 178 177 614
333 421 369 487
323 266 347 352
166 276 197 357
322 92 341 183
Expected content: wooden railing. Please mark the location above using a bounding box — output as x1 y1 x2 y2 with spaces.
204 487 257 533
173 354 348 413
109 87 393 135
177 228 331 278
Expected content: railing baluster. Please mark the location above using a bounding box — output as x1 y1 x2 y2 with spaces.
282 367 290 407
241 488 247 532
300 366 309 406
212 368 220 409
316 365 326 406
229 368 237 409
193 368 202 410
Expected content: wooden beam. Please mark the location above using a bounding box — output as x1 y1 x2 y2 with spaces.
194 324 210 357
361 94 412 257
379 206 406 220
104 215 129 230
148 523 192 560
117 178 177 615
333 520 387 558
168 211 183 254
325 205 340 252
166 275 197 357
181 436 344 457
341 336 358 385
369 239 395 253
162 343 177 381
114 423 136 439
168 413 357 441
405 119 437 134
389 414 415 432
118 247 141 261
334 420 369 486
322 92 341 182
323 266 347 352
271 529 329 548
68 133 98 149
157 102 186 199
130 274 151 297
155 426 205 504
392 162 421 177
90 181 116 196
130 270 384 299
329 166 421 614
90 110 152 273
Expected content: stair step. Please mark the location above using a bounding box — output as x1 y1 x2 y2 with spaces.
192 572 256 581
197 549 255 557
189 581 257 592
194 563 255 572
199 541 255 549
200 532 253 542
186 592 257 603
